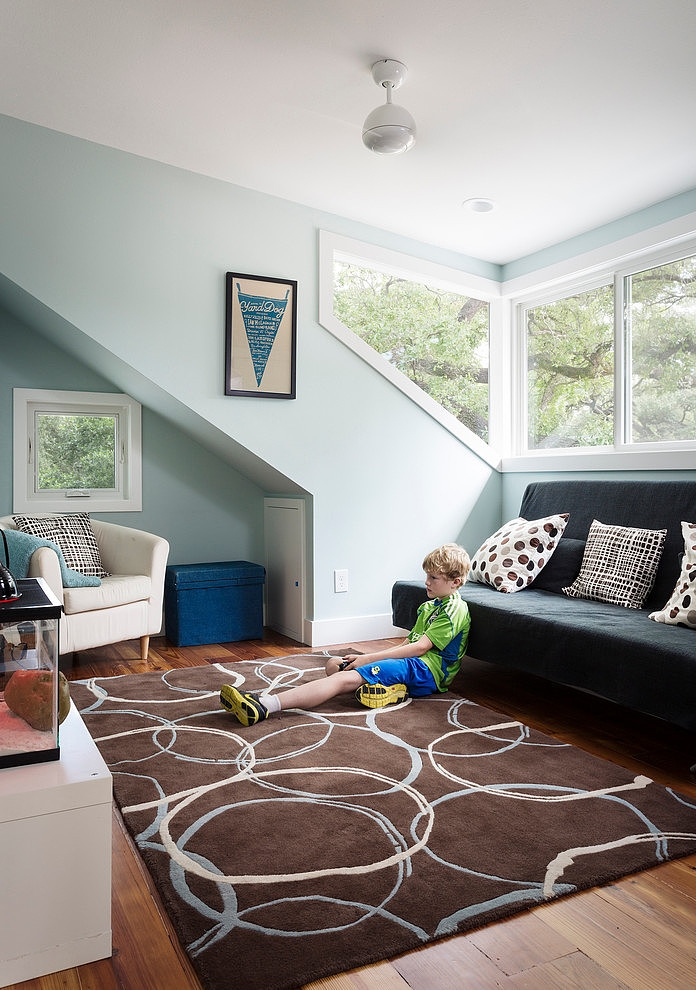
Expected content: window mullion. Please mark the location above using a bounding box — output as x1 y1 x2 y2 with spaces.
512 301 529 457
614 272 630 447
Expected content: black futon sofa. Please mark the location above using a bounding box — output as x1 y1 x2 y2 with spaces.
392 480 696 732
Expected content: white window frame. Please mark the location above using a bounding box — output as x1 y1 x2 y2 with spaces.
319 220 696 475
318 230 503 470
13 388 142 512
502 223 696 472
616 242 696 451
512 271 616 458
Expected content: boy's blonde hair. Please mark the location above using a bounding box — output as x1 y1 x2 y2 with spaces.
422 543 471 582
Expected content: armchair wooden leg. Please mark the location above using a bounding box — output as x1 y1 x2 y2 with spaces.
140 635 150 660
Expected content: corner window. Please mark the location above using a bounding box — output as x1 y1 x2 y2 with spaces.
319 231 500 466
624 254 696 444
333 260 491 442
526 282 614 449
13 389 142 512
516 242 696 462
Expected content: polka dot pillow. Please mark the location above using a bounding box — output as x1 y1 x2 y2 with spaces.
468 513 569 593
649 521 696 629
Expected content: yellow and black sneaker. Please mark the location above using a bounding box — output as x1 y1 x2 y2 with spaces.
220 686 269 726
355 683 408 709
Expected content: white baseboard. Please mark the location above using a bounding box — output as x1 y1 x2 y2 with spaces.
305 612 407 648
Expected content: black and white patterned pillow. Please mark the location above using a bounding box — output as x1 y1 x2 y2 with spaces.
468 513 569 593
649 521 696 629
563 519 666 609
13 512 108 578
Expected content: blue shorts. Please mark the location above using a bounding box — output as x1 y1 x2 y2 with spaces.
355 657 437 697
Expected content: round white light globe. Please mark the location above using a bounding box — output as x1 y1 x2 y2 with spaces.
362 103 416 155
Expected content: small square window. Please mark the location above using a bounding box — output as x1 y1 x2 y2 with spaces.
13 389 142 512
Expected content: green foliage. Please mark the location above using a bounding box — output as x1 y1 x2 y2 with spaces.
527 285 615 448
630 257 696 442
333 263 489 440
333 253 696 452
527 254 696 448
37 414 116 490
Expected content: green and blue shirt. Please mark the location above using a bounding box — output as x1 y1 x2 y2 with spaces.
408 592 471 691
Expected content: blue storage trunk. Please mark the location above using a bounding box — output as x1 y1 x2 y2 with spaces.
164 561 265 647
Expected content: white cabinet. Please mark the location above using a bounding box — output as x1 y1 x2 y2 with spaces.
264 496 306 642
0 702 112 986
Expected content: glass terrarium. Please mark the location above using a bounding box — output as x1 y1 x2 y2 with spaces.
0 578 63 769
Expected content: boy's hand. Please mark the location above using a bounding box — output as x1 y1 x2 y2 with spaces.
338 655 360 670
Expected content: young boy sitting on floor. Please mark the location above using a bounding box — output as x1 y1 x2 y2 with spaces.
219 543 471 726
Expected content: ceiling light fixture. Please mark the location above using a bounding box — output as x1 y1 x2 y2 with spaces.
463 197 495 213
362 59 416 156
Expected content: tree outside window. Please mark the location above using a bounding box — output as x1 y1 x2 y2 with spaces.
628 255 696 443
526 284 614 449
333 262 490 442
36 414 117 491
524 251 696 451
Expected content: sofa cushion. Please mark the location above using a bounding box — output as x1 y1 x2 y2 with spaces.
518 480 696 608
13 512 108 578
649 521 696 629
468 513 568 593
457 582 696 732
563 519 666 609
63 574 151 615
530 537 585 594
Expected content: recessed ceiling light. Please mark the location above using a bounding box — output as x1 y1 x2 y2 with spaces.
462 198 495 213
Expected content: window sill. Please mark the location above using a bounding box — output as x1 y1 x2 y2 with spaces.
12 494 143 513
502 446 696 473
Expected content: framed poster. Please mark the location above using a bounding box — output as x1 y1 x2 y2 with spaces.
225 272 297 398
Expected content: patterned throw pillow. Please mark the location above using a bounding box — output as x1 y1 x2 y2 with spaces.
13 512 108 578
649 521 696 629
468 514 569 593
563 519 666 609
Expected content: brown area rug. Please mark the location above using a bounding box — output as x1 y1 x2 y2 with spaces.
71 655 696 990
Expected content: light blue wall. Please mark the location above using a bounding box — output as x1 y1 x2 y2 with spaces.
503 188 696 281
0 114 500 626
0 308 266 564
1 112 694 632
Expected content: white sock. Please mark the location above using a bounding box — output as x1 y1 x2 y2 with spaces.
260 693 281 714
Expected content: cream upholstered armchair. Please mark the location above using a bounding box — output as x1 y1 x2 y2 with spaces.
0 515 169 659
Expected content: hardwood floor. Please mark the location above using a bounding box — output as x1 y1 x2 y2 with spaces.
8 632 696 990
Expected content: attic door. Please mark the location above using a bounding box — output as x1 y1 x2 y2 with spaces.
263 497 306 643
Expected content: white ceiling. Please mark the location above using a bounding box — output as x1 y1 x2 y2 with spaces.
1 0 695 264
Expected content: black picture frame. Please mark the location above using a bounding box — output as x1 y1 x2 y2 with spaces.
225 272 297 398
